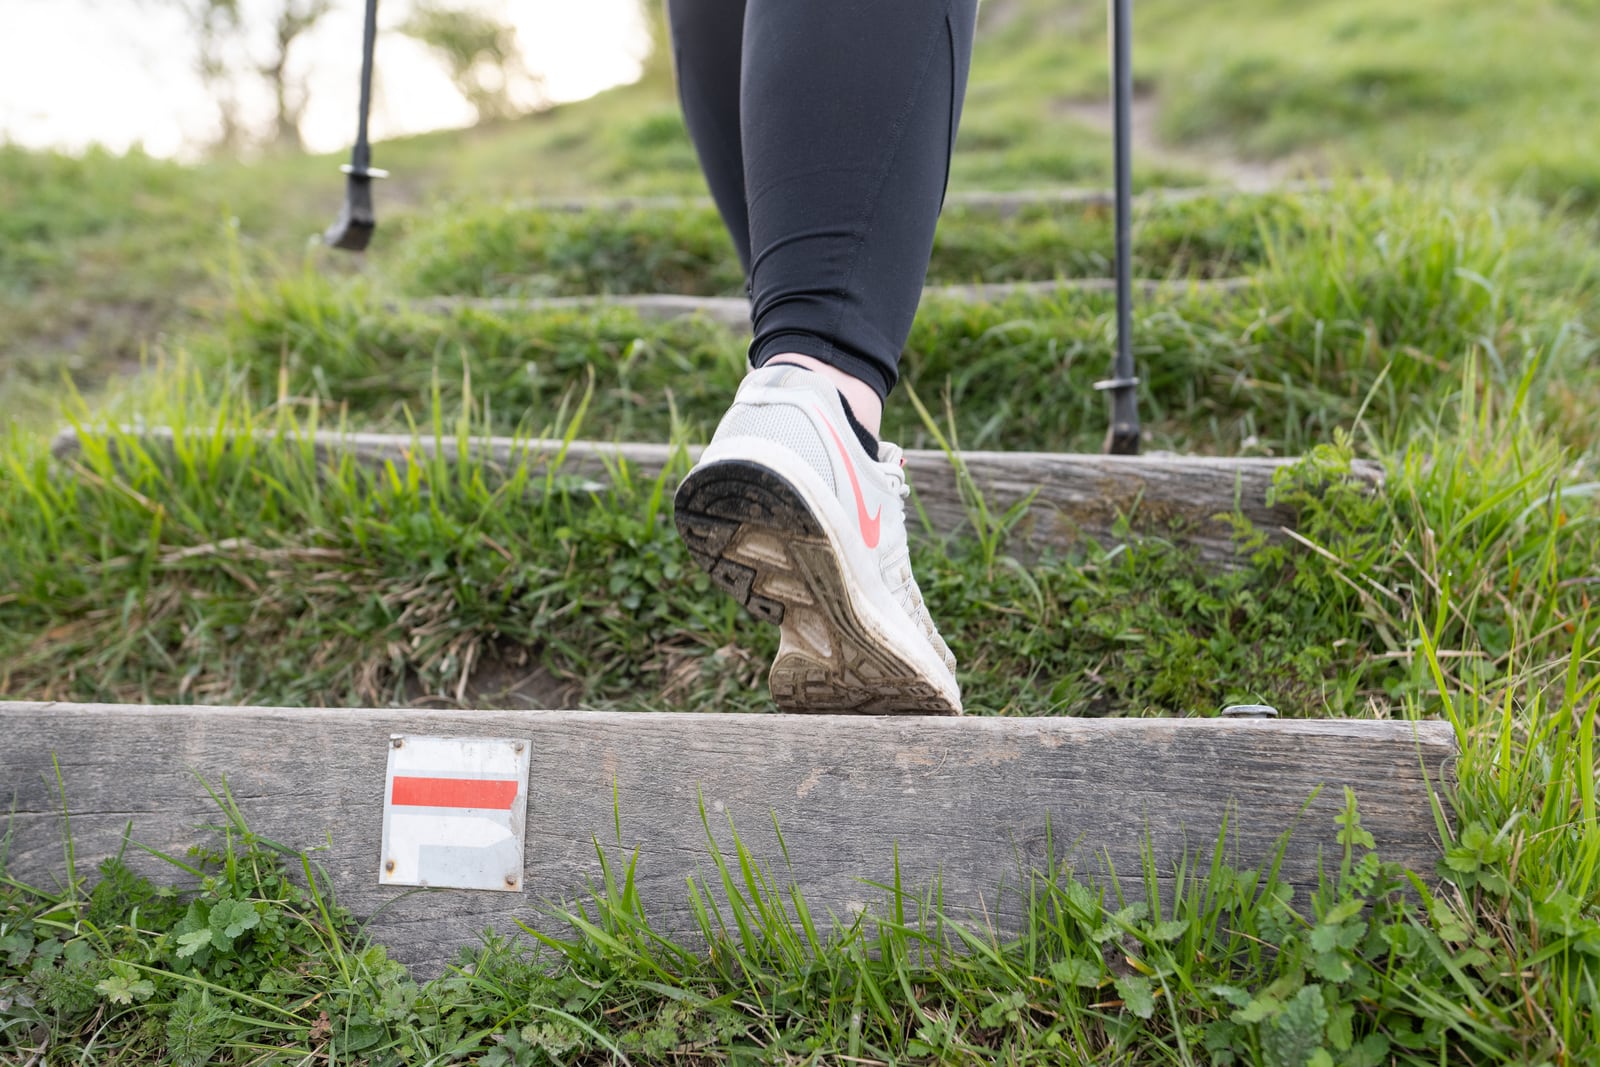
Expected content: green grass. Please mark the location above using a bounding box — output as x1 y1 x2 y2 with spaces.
14 0 1600 423
16 175 1592 1056
3 344 1596 722
0 146 219 425
0 142 358 433
382 192 1283 301
970 0 1600 212
0 74 1138 430
5 680 1598 1065
194 183 1598 460
6 1 1600 1057
5 179 1598 718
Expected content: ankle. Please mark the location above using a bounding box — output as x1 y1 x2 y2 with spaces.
761 353 883 436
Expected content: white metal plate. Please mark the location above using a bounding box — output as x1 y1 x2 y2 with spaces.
379 734 531 891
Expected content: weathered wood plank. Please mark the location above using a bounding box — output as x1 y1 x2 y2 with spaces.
1 702 1452 978
409 277 1250 326
526 182 1330 217
415 292 752 327
528 187 1159 214
51 428 1383 564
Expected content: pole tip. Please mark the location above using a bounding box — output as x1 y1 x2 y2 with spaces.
1104 425 1141 456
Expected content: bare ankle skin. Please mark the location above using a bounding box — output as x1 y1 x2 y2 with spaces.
762 353 884 436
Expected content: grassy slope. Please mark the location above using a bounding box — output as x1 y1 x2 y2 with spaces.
6 179 1595 725
4 2 1600 1063
977 0 1600 208
2 71 1126 427
11 0 1600 426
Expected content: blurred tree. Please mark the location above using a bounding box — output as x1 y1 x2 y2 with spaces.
399 2 545 122
191 0 248 151
636 0 672 87
261 0 335 150
154 0 333 152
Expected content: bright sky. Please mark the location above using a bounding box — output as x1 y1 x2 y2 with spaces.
0 0 650 159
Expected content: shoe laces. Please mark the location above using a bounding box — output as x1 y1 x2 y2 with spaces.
875 441 958 679
876 441 911 502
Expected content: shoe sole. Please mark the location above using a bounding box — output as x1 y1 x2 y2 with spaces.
674 458 960 715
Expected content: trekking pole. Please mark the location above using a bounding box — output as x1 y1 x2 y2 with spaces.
325 0 387 251
1095 0 1141 454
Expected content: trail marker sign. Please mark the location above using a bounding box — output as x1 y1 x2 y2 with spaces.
379 734 531 891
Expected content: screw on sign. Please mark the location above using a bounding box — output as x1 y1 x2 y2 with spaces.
378 734 532 892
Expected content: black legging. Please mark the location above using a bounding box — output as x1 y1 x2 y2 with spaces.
666 0 979 402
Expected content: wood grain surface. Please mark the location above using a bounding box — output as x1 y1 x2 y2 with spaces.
51 429 1384 565
527 182 1329 216
409 277 1251 326
2 702 1453 977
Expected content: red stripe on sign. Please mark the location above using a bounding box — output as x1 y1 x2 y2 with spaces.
391 776 520 810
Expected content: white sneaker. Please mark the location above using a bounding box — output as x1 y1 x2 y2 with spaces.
674 364 961 715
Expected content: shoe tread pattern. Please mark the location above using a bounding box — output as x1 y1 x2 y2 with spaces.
674 459 959 716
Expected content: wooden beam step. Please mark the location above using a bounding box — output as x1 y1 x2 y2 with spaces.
51 429 1384 565
0 701 1453 978
525 181 1331 217
409 277 1251 327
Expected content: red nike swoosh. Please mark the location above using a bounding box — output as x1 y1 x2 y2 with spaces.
817 407 881 548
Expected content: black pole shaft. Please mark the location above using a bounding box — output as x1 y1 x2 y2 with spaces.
352 0 379 174
1101 0 1141 455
